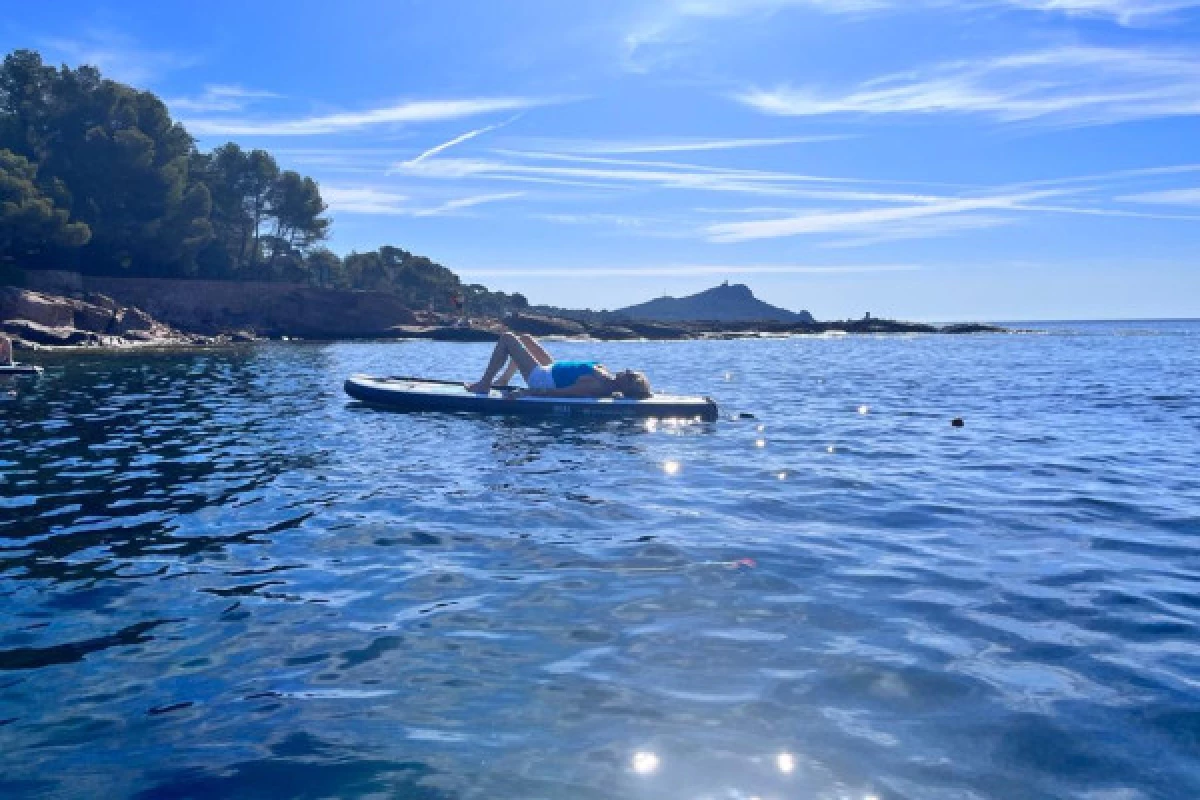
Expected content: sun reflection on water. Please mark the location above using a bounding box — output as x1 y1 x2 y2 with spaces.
632 750 659 775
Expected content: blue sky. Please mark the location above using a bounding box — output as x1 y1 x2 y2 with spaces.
5 0 1200 320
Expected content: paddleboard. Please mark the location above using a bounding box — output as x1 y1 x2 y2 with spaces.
344 375 719 421
0 364 42 376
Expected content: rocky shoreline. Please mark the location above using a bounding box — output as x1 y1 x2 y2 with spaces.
1 284 1010 353
0 286 249 351
502 312 1008 340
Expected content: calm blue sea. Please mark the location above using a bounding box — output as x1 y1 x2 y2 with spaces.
2 321 1198 799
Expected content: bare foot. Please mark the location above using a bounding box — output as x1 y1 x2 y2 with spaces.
465 381 491 394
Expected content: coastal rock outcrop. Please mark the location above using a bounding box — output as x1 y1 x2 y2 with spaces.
506 313 588 337
1 286 213 349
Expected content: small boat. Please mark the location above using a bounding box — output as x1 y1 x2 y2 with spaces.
0 363 43 376
344 375 719 421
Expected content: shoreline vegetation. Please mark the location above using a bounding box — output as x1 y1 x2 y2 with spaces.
0 48 1008 352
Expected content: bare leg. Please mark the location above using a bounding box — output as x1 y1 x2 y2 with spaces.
519 334 554 366
466 333 540 393
497 360 519 387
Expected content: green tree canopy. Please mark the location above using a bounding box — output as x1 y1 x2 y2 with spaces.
0 47 526 315
0 148 90 263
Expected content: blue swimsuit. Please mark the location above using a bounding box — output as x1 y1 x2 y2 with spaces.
549 361 599 388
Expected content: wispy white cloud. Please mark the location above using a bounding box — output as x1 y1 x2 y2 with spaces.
1001 0 1200 24
167 85 281 113
512 135 853 155
1119 187 1200 205
322 186 410 215
661 0 887 15
323 186 524 217
184 97 554 137
821 214 1016 247
622 0 1199 71
1014 202 1200 221
638 0 1200 31
413 192 526 217
622 0 884 72
705 190 1066 241
535 212 656 228
997 163 1200 193
735 46 1200 126
396 150 948 199
38 29 198 86
703 179 1200 243
399 156 853 195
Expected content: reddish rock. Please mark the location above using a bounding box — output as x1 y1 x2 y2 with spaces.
1 319 98 346
72 302 118 334
0 287 75 328
115 307 156 334
83 293 121 312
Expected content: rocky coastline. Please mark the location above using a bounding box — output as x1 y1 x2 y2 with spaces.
1 273 1009 353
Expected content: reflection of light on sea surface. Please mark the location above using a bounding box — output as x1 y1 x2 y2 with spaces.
632 751 659 774
858 404 870 415
776 752 796 774
777 471 788 480
827 444 836 454
755 439 766 448
662 460 681 475
647 417 702 434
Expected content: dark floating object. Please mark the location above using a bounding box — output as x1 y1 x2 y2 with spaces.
951 418 965 428
735 412 756 420
147 701 194 716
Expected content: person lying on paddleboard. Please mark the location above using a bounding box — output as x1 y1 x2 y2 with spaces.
466 332 653 398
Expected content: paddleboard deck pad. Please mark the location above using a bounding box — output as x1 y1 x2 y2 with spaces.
345 375 718 421
0 364 42 376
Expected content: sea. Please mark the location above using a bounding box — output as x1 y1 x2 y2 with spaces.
1 320 1198 800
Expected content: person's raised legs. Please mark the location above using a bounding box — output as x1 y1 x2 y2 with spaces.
466 333 540 393
519 334 554 366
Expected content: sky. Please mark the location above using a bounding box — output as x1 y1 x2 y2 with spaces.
4 0 1200 320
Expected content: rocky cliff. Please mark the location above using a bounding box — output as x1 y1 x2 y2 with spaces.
19 271 420 338
0 285 217 348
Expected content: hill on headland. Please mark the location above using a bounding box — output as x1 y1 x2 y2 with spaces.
614 282 814 323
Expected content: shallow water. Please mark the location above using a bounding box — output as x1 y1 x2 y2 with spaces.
2 323 1199 799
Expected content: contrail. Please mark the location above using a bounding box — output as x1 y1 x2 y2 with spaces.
404 116 519 165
